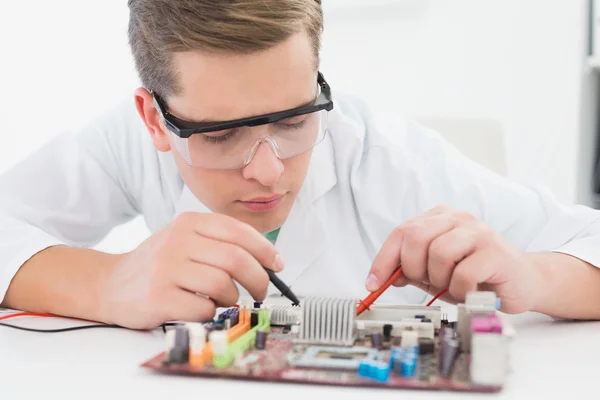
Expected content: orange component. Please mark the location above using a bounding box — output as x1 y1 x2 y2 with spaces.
189 309 251 367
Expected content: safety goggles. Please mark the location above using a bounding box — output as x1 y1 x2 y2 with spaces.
153 72 334 170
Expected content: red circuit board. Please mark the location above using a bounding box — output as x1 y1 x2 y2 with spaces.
141 327 502 393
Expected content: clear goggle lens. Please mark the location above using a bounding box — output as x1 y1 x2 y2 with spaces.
170 109 329 170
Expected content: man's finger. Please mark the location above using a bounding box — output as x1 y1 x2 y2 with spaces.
447 251 499 303
367 225 405 291
173 261 240 307
163 290 217 324
427 227 477 289
185 212 283 272
400 214 457 282
183 235 270 301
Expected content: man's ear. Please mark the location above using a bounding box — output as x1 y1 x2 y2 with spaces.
134 88 171 152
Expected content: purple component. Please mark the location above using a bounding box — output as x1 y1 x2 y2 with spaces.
253 301 262 309
440 326 454 339
414 315 426 320
255 330 268 350
371 332 383 349
169 326 190 364
174 326 189 349
439 337 459 377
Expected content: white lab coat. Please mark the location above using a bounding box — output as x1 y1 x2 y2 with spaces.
1 92 599 305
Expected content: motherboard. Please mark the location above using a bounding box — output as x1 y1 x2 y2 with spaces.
141 291 511 393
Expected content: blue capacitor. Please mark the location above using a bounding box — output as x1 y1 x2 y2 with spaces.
391 346 418 374
414 315 426 320
358 360 371 377
373 362 390 382
401 357 417 378
358 360 390 383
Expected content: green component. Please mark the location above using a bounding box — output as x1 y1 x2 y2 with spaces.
213 309 270 369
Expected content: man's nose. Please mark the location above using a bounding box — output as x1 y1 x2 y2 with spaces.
242 139 284 186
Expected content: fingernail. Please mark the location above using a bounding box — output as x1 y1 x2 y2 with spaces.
274 254 285 271
365 274 379 291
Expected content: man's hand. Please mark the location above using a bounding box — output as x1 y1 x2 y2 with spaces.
98 212 283 329
367 205 540 313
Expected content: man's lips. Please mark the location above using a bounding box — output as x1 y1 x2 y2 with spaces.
238 194 285 212
242 194 284 203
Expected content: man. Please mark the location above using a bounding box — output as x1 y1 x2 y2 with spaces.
1 0 599 330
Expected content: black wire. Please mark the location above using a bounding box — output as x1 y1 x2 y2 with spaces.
0 321 122 333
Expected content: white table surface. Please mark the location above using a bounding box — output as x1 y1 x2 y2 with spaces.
1 309 599 400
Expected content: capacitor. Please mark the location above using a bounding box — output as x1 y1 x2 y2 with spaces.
401 355 417 378
165 329 176 353
230 312 239 327
414 315 426 320
371 332 383 349
439 337 459 377
418 337 435 354
440 326 454 339
253 301 262 309
168 326 190 364
255 330 268 350
250 310 259 328
421 318 432 323
383 324 393 341
358 360 390 383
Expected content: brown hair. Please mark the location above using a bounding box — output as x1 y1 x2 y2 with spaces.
127 0 323 98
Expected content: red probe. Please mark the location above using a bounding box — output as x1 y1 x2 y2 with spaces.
356 266 449 316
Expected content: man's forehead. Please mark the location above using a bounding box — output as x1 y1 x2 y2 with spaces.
168 32 317 123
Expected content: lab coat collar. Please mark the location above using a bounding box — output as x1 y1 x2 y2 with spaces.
173 121 340 289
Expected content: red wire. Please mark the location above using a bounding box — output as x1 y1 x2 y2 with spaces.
425 288 449 307
0 312 55 321
356 266 449 316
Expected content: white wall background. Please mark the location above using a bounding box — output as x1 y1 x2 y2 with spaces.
0 0 597 249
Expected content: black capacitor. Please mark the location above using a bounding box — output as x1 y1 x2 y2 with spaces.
421 318 432 323
250 310 259 328
439 337 459 377
169 326 190 364
253 301 262 309
383 324 393 341
370 332 383 349
418 338 435 355
255 330 268 350
230 312 239 327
